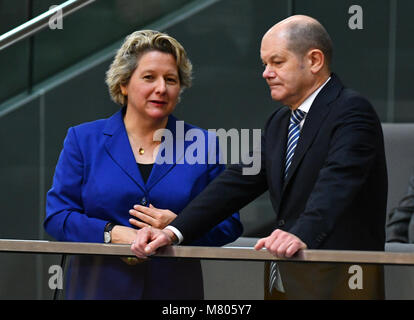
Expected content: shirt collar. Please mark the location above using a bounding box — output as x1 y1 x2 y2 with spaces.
297 76 331 114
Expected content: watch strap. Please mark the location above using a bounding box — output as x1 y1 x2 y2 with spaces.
104 222 116 243
104 222 116 232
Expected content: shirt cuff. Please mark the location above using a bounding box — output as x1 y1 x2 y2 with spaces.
164 226 184 245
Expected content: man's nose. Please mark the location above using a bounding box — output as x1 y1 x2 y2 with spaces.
262 65 276 79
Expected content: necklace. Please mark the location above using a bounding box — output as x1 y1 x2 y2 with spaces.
127 132 146 156
127 132 159 157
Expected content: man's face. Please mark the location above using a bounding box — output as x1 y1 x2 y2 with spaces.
260 31 313 109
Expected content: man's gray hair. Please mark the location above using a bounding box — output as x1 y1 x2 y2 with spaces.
286 21 333 68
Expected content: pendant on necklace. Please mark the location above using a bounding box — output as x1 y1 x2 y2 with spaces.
138 147 145 155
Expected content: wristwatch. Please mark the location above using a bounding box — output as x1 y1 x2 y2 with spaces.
104 222 116 244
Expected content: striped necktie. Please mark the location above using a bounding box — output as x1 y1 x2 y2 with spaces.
284 109 306 178
269 108 306 294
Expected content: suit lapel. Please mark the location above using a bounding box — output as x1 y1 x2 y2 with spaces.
269 107 291 204
103 108 146 191
283 74 343 188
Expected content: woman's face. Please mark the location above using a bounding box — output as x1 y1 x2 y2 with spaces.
121 50 181 120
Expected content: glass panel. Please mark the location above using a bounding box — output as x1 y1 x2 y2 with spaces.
0 0 30 102
56 254 414 300
0 100 41 240
0 0 194 103
32 0 194 85
394 0 414 122
0 0 29 35
0 252 61 299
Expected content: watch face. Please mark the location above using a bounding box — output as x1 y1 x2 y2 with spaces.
104 231 111 243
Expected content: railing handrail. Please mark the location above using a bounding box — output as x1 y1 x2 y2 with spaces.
0 0 95 51
1 239 414 265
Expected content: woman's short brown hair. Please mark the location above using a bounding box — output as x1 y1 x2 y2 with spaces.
106 30 193 106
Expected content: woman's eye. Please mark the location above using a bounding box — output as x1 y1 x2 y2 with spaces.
166 78 178 84
143 75 153 80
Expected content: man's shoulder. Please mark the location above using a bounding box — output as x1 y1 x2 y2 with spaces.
318 73 372 109
339 86 370 103
326 74 372 108
326 81 378 120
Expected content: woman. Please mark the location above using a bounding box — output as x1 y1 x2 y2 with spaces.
44 30 243 299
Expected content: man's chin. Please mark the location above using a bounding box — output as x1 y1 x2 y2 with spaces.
270 91 285 103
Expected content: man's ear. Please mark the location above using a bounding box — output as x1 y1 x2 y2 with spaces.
307 49 325 74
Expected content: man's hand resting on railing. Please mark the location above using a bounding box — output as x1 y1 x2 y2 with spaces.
254 229 307 258
130 226 177 259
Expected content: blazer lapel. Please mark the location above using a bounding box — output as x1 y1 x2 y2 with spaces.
146 115 185 190
103 108 146 191
283 74 343 188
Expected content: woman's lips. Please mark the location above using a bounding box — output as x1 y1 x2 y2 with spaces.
149 100 167 107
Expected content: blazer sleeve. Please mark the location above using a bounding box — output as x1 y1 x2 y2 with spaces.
170 131 269 245
387 172 414 243
44 127 107 242
288 97 385 248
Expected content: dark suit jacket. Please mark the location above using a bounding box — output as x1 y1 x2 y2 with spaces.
171 73 387 252
44 108 242 299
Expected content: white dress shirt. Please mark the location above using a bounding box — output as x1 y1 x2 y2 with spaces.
296 76 331 128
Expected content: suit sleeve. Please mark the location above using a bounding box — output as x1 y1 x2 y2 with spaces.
171 130 269 245
189 157 243 247
288 97 384 248
44 127 107 242
386 173 414 243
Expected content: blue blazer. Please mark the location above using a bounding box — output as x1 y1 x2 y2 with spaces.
44 108 242 299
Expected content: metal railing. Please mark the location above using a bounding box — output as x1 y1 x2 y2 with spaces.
1 239 414 265
0 0 95 51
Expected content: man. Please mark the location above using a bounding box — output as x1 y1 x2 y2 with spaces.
131 15 387 299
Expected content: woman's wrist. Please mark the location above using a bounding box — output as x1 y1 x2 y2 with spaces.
110 225 137 244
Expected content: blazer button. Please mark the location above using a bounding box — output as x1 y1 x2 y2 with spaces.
140 197 148 206
277 219 285 227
